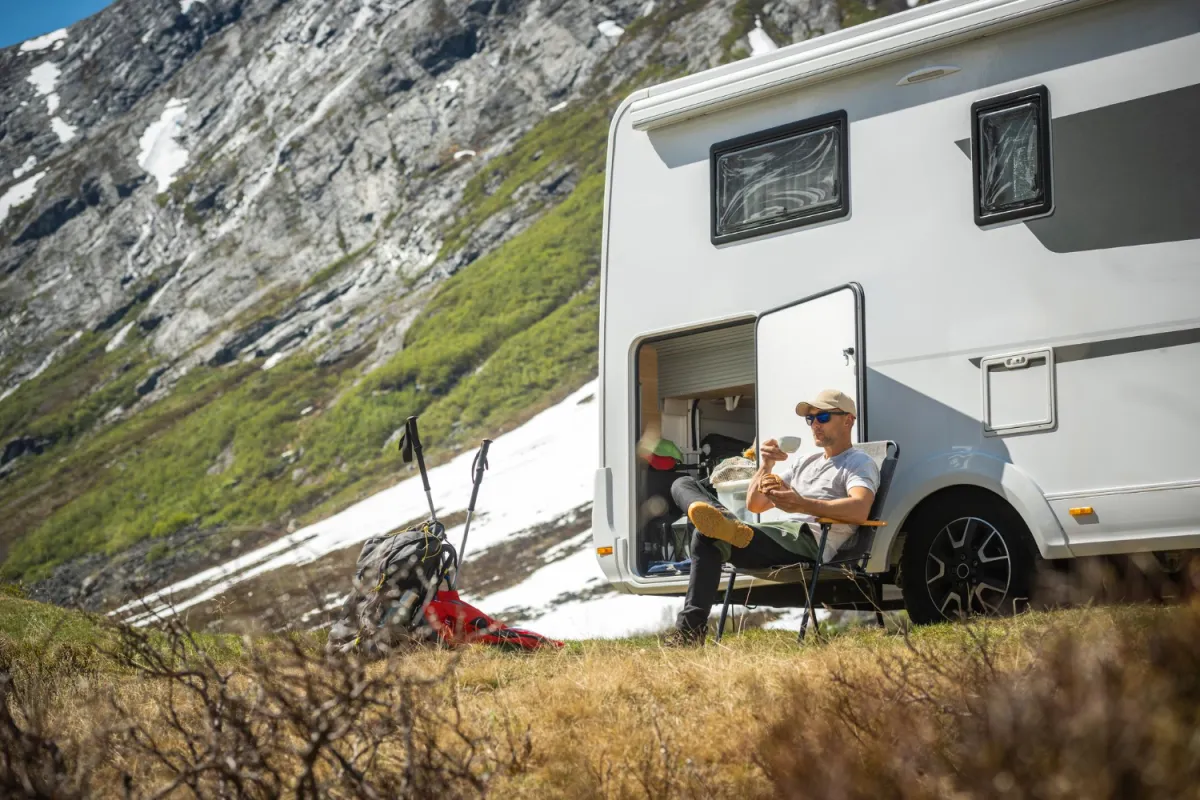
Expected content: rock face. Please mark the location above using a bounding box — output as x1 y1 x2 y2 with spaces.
1 0 626 383
0 0 911 593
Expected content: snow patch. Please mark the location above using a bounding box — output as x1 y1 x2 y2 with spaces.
19 29 68 54
137 98 190 192
27 62 69 129
907 0 922 6
106 322 136 353
50 117 77 143
747 17 778 56
547 100 568 113
453 149 476 161
12 156 38 180
262 352 287 370
0 171 46 225
441 78 461 94
597 20 624 38
27 62 60 99
180 0 205 12
641 1 656 16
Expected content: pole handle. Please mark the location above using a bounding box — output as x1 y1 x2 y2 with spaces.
400 415 432 493
466 439 491 513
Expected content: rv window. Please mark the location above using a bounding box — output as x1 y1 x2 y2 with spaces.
972 86 1052 226
710 111 848 244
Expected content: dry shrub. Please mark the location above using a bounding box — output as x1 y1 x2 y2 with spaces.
758 600 1200 799
0 609 530 798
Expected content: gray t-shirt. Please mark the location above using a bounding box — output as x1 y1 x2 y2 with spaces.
778 448 880 560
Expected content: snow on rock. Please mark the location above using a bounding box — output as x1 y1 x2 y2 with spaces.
747 16 778 56
453 149 476 160
50 117 77 143
105 322 136 353
547 100 569 113
137 98 190 192
19 28 68 54
27 62 60 101
0 171 47 225
597 20 625 38
261 351 287 370
441 78 461 94
181 0 205 12
641 1 657 16
12 156 38 180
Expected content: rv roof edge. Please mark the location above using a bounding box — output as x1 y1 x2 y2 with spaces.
628 0 1113 132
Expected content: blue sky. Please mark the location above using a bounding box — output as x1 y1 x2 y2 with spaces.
0 0 115 50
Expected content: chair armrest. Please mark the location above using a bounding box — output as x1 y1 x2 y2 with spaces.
816 518 887 527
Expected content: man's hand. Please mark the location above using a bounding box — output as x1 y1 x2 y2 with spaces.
765 484 806 514
759 438 787 469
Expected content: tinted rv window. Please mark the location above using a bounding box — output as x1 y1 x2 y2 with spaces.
972 86 1052 226
710 111 849 244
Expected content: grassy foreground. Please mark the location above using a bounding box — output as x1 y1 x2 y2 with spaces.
2 593 1197 797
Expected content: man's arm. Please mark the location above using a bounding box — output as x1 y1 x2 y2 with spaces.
745 439 787 514
765 485 875 524
746 466 777 514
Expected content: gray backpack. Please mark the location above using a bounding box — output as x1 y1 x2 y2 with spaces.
327 521 456 656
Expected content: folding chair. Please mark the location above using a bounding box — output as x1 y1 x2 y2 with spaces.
715 441 900 643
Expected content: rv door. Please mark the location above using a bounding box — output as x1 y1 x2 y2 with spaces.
755 284 865 522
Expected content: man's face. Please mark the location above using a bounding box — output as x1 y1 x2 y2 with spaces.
809 410 855 448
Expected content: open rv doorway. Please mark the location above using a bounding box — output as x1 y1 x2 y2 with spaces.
634 321 756 577
755 284 865 522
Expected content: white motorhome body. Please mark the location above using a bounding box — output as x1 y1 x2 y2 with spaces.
593 0 1200 621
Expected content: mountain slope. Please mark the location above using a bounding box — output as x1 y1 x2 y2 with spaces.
0 0 910 592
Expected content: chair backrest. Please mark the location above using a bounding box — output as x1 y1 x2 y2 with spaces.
834 440 900 561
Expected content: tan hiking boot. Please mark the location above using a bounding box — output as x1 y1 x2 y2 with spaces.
687 502 753 548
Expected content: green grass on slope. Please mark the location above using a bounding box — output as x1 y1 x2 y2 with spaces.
1 355 366 581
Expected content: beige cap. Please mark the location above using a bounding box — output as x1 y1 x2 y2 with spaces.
795 389 856 417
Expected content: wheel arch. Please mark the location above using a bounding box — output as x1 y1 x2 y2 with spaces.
867 450 1072 572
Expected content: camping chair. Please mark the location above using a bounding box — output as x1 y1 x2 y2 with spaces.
715 441 900 643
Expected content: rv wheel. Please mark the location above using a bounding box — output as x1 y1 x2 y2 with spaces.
900 491 1037 625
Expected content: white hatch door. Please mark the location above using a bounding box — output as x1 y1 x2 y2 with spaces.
754 284 865 522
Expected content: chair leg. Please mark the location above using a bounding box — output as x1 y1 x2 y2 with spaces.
873 578 886 629
716 569 737 642
799 524 832 643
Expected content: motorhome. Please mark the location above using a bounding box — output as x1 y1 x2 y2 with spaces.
591 0 1200 623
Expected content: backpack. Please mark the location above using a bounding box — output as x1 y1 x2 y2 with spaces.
326 521 457 656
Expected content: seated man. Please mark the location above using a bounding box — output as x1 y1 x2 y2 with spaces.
666 389 879 644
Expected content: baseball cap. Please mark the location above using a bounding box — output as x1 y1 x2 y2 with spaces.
795 389 856 417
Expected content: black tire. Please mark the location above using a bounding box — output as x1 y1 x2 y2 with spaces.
900 489 1039 625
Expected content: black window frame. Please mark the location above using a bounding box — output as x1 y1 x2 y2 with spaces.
970 85 1053 227
709 110 850 246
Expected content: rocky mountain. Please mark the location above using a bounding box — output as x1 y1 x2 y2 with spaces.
0 0 909 603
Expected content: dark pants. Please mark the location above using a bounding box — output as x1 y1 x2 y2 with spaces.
670 476 807 634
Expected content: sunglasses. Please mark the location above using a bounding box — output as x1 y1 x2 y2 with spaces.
805 410 848 425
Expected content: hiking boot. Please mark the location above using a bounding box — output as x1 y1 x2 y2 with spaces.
687 502 753 548
659 627 705 648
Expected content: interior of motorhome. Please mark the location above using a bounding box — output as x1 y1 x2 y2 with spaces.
633 322 757 576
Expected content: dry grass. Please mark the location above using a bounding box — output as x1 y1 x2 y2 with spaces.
1 571 1199 797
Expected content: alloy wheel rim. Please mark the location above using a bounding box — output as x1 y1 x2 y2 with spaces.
924 516 1012 619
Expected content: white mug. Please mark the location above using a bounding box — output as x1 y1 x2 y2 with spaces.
779 435 802 454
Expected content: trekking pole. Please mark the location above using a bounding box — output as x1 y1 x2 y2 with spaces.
454 438 491 588
400 415 438 525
